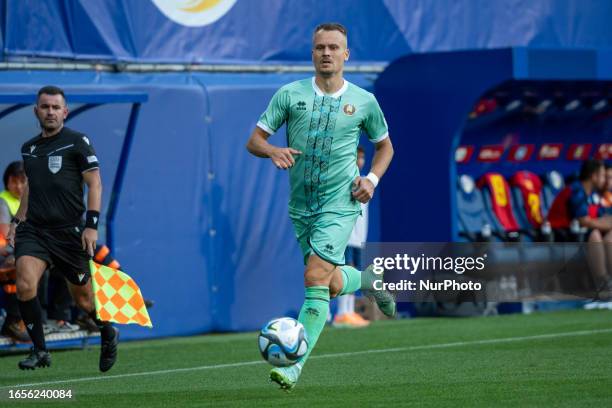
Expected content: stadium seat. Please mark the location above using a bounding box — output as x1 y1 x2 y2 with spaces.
510 171 553 241
478 173 521 241
541 170 565 215
456 175 494 242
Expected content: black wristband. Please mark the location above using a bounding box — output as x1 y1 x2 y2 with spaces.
10 217 22 226
85 210 100 230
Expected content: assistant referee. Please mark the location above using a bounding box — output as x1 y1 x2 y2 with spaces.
7 85 118 371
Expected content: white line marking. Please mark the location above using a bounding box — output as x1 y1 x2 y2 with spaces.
2 327 611 390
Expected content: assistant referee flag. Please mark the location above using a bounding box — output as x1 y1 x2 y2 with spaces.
90 260 153 328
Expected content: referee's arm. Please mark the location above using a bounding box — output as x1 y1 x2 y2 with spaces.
82 169 102 256
14 183 28 222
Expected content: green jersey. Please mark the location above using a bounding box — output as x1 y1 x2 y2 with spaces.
258 77 388 216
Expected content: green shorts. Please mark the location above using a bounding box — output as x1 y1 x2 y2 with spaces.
290 211 360 266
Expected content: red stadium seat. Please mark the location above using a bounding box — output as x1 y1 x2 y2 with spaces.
510 171 553 241
478 173 521 240
510 171 544 228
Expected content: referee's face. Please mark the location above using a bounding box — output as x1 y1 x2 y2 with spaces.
312 29 349 77
35 93 68 134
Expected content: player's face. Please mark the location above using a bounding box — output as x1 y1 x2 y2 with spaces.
35 93 68 133
8 175 26 199
312 30 349 77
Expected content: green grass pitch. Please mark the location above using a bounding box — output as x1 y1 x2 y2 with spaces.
0 309 611 407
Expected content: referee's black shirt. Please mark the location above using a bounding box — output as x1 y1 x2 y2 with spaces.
21 127 100 229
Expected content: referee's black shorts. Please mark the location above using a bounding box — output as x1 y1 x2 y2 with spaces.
15 221 91 286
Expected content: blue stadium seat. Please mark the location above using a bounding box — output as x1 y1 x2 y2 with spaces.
456 175 494 241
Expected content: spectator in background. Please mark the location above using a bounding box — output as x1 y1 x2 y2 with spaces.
0 161 26 238
0 161 29 342
601 163 612 214
548 159 612 237
569 160 612 235
333 146 370 328
549 160 612 294
548 160 612 295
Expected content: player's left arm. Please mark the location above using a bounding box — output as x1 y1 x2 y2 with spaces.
352 96 394 203
82 169 102 257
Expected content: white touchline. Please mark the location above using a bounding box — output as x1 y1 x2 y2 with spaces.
1 327 611 390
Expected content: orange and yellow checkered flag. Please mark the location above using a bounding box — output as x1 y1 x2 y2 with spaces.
90 260 153 328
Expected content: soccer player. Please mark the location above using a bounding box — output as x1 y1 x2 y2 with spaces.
246 23 395 389
6 85 118 371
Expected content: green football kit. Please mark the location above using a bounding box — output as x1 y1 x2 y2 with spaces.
257 77 388 265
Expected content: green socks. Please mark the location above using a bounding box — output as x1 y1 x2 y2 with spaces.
296 269 361 368
339 265 362 295
297 286 330 366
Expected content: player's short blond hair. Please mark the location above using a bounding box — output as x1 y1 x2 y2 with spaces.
313 22 348 45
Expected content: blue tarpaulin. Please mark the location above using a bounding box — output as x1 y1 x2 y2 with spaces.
2 0 612 63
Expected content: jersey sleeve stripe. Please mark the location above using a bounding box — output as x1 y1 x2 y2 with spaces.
81 167 99 174
370 132 389 143
256 121 275 135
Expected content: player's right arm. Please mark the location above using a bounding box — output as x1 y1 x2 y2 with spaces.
246 127 301 169
7 182 28 247
245 87 301 170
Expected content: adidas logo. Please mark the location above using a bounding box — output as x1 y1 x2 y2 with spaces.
93 217 98 224
27 324 33 330
296 101 307 111
78 273 85 282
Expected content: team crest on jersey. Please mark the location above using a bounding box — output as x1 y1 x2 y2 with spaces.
48 156 62 174
343 103 356 116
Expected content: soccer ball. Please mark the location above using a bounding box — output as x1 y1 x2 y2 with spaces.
258 317 308 367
